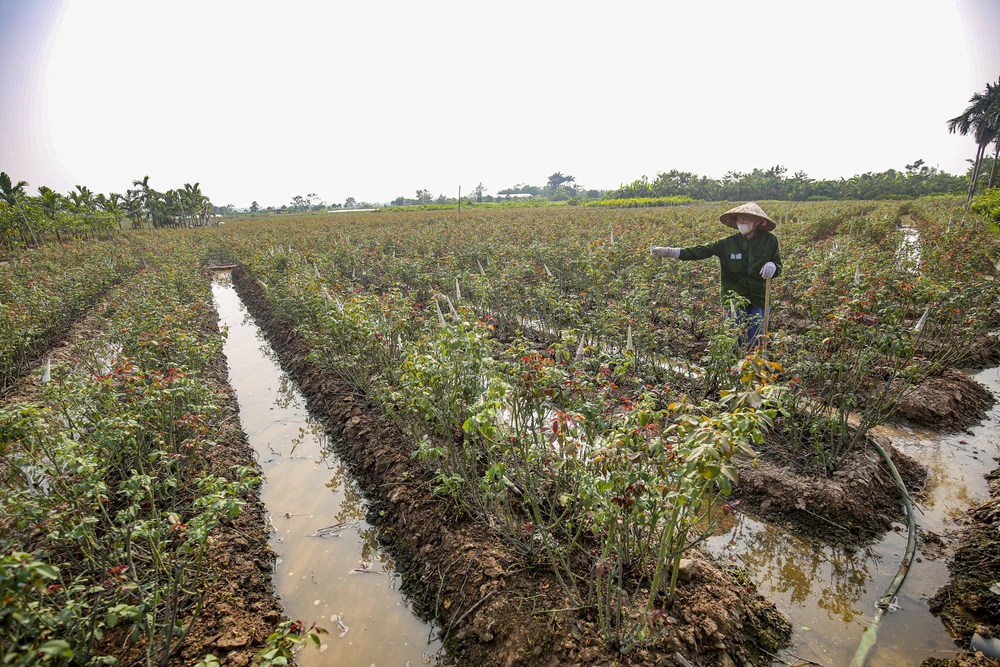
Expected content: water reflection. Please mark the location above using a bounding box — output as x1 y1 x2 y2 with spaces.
323 461 367 527
710 516 874 627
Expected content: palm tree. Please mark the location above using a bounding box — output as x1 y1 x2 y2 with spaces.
182 182 211 226
0 172 27 204
123 190 144 229
948 78 1000 205
68 185 95 214
546 172 575 193
37 186 65 243
0 172 40 248
132 175 152 227
148 189 170 228
95 192 125 232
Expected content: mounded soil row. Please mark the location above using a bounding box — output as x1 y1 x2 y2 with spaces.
0 284 117 398
230 267 791 667
728 367 993 543
896 370 995 433
734 427 926 543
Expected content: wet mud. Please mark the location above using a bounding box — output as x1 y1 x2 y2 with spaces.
897 370 995 432
230 266 790 667
735 432 925 542
924 655 1000 667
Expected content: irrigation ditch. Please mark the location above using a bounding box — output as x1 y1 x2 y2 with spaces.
212 274 442 666
707 366 1000 666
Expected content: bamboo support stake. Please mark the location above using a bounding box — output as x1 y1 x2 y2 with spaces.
762 277 771 351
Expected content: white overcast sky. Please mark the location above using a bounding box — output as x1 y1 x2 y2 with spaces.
1 0 999 207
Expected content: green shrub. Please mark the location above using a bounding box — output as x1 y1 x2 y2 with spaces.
972 187 1000 223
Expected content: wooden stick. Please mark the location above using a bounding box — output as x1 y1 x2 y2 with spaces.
762 276 772 351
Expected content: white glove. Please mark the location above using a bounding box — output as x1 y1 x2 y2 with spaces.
651 247 680 259
760 262 776 279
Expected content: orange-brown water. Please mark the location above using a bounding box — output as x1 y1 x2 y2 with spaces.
213 275 443 666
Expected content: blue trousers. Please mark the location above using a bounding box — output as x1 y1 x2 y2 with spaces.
730 306 767 349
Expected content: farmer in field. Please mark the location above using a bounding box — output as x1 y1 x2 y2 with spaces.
651 201 781 348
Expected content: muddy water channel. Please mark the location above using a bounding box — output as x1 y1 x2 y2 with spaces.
212 275 443 667
709 367 1000 666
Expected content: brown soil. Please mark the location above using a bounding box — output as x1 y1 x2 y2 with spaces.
230 266 791 667
896 370 995 432
733 424 926 543
923 654 1000 667
951 333 1000 370
927 463 1000 660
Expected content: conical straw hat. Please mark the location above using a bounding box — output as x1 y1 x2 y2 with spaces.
720 201 777 232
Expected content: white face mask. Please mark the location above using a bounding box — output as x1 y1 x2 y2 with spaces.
737 222 755 235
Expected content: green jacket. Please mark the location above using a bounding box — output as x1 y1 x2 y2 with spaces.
678 230 781 307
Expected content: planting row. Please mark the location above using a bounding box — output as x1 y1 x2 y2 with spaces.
0 238 151 392
0 246 283 666
219 200 1000 472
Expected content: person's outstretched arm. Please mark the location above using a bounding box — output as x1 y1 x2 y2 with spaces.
651 238 723 261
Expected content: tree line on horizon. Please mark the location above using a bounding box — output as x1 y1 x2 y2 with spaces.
0 174 215 250
378 160 987 209
607 161 973 203
394 77 1000 210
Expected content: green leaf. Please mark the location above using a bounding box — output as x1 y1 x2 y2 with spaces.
34 563 59 580
38 640 72 657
